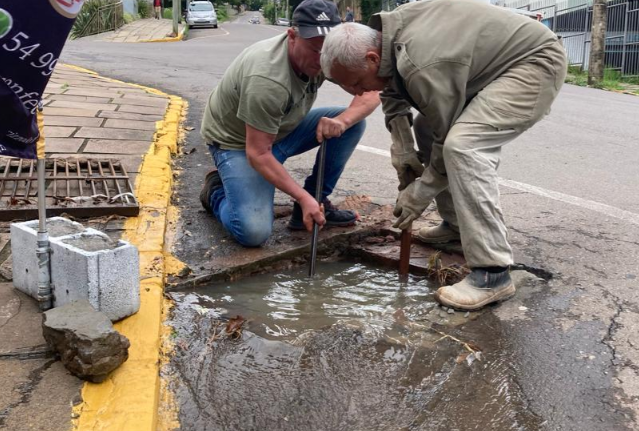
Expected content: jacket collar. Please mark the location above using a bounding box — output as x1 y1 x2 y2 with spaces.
369 11 402 78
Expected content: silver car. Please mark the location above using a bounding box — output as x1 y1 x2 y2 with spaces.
186 1 218 29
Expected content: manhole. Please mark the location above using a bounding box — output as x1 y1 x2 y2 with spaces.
0 157 139 220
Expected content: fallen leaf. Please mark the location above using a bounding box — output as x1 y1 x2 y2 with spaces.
456 352 470 364
225 315 246 338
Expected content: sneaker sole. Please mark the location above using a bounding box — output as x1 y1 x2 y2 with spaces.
434 283 516 311
199 170 221 212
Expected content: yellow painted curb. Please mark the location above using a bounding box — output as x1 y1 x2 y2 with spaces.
140 27 186 43
60 64 186 431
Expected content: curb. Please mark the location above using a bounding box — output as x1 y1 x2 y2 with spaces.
140 25 187 43
58 64 186 431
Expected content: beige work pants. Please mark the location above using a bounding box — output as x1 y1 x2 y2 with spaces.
414 40 567 268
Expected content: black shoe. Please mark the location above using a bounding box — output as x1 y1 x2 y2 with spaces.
287 198 358 231
199 169 222 212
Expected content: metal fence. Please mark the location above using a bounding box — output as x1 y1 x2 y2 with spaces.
75 1 125 39
505 0 639 77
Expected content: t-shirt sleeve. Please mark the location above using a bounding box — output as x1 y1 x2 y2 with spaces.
237 75 290 135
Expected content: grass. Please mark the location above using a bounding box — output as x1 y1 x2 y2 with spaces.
216 6 229 23
566 65 639 94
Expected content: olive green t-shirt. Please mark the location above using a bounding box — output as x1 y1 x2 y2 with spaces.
201 33 324 150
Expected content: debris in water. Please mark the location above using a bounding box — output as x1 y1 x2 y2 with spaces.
427 251 470 285
225 315 246 340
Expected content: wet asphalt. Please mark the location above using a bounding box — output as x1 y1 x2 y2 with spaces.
59 13 639 430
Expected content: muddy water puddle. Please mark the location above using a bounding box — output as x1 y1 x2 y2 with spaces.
165 262 543 431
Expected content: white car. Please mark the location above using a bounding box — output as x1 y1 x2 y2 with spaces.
186 1 218 29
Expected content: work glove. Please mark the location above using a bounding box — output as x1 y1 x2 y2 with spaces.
389 116 424 191
393 143 449 230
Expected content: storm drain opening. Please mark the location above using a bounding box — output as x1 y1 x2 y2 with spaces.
0 157 139 220
162 249 545 431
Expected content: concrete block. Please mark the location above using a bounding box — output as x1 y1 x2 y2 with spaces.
11 217 140 321
50 230 140 321
11 217 86 298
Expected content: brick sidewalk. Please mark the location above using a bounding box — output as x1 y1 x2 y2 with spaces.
99 18 185 42
0 64 175 430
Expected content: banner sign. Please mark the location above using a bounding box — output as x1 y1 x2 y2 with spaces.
0 0 85 159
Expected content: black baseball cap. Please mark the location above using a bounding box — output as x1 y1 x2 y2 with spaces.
292 0 341 39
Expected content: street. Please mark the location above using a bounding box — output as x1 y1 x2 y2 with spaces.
60 15 639 430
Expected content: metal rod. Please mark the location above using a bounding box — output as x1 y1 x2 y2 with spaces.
308 140 327 278
399 225 412 282
36 157 52 311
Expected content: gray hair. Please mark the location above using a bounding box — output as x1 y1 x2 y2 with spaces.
321 23 382 79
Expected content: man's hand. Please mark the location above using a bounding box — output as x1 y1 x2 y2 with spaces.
389 116 425 190
299 194 326 231
315 117 347 143
392 180 434 230
392 152 424 191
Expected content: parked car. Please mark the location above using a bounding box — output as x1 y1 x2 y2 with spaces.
186 1 218 29
275 17 290 26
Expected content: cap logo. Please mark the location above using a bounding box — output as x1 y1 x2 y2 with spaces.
316 12 330 21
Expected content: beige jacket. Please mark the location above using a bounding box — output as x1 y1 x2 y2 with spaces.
372 0 559 172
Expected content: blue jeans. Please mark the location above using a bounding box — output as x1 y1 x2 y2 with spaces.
208 106 365 247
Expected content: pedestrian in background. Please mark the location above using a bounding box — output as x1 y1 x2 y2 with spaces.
154 0 162 19
344 6 354 22
321 0 567 311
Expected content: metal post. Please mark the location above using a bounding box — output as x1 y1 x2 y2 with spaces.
36 157 52 311
398 225 411 282
589 0 608 86
308 140 327 278
173 0 179 35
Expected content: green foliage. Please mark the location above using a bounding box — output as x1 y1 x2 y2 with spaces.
163 7 173 19
70 0 125 39
247 0 263 11
216 6 229 23
360 0 381 25
138 0 153 18
263 3 276 24
565 65 638 92
123 12 138 23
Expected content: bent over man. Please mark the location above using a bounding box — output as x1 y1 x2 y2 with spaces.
200 0 380 247
321 0 566 310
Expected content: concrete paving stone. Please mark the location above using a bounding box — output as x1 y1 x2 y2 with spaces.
111 87 151 94
42 87 66 95
65 88 123 98
48 100 118 111
47 153 143 173
0 360 82 431
117 104 167 115
42 107 99 117
83 139 152 154
98 110 163 122
50 94 112 104
44 116 104 127
119 92 166 99
0 283 46 352
104 119 158 130
107 96 168 108
0 359 34 407
0 255 13 281
75 126 154 141
44 138 85 153
43 126 77 138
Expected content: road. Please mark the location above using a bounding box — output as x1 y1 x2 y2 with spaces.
60 15 639 430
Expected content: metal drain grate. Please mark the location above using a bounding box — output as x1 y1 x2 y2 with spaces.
0 158 139 220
